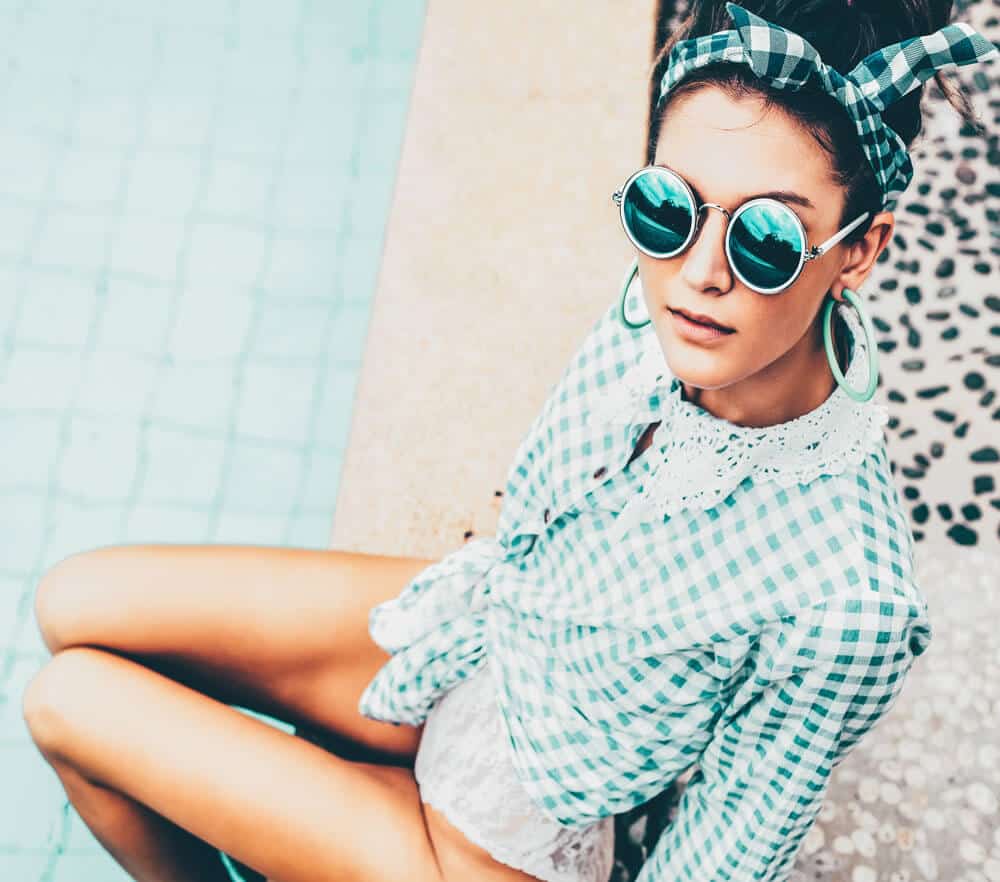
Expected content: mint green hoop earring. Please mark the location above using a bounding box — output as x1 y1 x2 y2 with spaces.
618 258 650 329
822 287 879 402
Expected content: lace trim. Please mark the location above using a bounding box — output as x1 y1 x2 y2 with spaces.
418 791 614 882
414 662 615 882
594 302 890 538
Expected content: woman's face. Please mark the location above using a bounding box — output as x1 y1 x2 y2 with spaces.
642 86 893 426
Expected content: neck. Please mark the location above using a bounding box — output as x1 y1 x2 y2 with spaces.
679 327 846 428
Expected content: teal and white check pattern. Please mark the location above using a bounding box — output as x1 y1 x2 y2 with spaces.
358 286 933 881
657 2 999 213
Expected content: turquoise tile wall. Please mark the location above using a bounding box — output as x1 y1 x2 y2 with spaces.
0 2 426 879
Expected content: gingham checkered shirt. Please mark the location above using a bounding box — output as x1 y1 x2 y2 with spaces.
358 289 933 882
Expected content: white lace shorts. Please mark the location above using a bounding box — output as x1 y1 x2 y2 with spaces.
413 658 615 882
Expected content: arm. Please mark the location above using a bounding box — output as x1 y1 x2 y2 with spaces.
635 593 931 882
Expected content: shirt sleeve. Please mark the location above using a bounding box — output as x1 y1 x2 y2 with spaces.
496 294 631 544
634 593 932 882
358 534 508 726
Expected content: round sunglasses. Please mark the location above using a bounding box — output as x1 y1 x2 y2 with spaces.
612 165 870 294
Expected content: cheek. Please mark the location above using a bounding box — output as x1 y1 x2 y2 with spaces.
742 287 821 342
636 259 667 304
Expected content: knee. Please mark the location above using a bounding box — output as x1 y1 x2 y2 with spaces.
21 648 94 756
22 645 117 760
33 549 109 655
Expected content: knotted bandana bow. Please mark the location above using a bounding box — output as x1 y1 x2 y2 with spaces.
657 2 999 213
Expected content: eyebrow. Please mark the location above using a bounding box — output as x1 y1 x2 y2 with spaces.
738 188 816 211
657 164 817 212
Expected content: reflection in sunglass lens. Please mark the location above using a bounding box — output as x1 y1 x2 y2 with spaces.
728 202 805 291
622 169 694 256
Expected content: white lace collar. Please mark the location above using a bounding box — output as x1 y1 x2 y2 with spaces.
595 301 891 540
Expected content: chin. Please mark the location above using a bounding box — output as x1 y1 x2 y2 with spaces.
662 347 739 392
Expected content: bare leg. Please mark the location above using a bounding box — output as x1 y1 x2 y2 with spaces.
39 747 230 882
22 646 450 882
32 543 435 763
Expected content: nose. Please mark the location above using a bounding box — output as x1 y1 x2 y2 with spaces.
679 203 734 294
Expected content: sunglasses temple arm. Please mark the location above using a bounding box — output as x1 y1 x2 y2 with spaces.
808 211 871 259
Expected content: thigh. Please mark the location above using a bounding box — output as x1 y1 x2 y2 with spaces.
32 542 439 762
23 647 544 882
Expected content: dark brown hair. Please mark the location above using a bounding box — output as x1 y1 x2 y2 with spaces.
645 0 989 245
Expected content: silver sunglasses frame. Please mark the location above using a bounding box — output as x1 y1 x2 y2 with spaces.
612 165 870 294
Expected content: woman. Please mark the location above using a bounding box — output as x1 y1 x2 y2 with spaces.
21 3 997 882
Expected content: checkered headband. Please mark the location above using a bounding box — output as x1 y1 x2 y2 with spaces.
657 2 999 213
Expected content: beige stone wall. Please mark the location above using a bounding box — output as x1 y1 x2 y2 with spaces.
333 2 656 558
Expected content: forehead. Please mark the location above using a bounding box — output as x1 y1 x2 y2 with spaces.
654 87 837 203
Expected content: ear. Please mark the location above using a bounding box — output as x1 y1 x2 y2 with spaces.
828 209 894 301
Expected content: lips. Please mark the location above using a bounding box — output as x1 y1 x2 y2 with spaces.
668 307 734 332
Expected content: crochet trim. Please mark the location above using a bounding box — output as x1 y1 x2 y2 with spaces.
591 302 890 534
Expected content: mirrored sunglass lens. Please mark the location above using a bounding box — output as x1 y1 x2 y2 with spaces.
728 202 805 291
622 169 694 256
